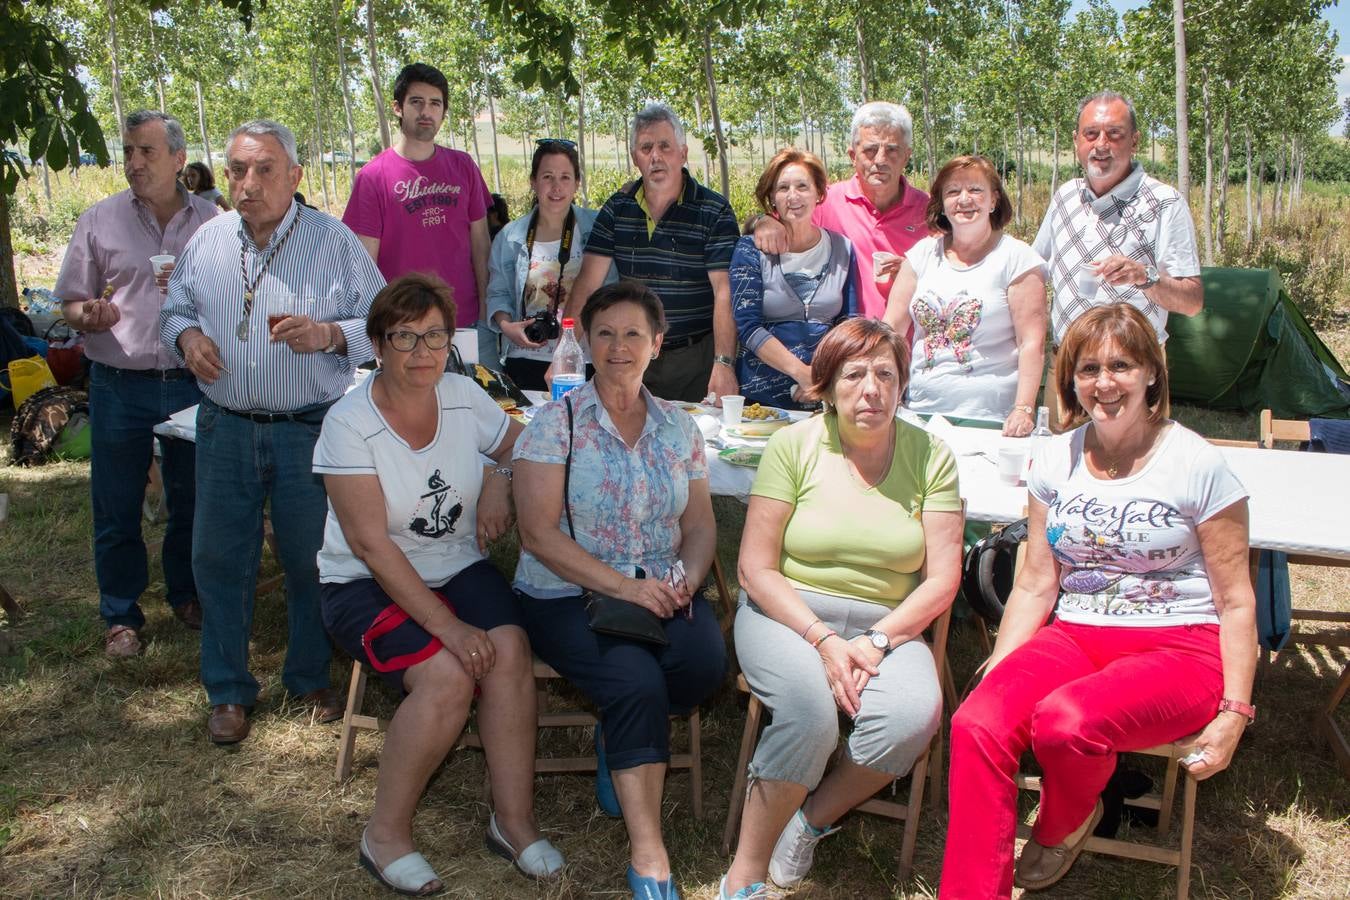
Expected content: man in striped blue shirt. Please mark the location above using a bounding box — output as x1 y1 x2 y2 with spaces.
161 119 385 745
565 102 741 402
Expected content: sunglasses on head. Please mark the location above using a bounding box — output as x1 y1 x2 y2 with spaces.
535 138 578 150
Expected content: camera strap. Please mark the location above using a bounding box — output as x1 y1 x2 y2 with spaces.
522 205 576 315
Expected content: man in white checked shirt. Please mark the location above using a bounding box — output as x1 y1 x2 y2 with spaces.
161 119 386 745
1034 91 1202 349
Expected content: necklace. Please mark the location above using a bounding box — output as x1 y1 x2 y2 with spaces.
1091 424 1160 479
236 218 298 341
843 424 897 490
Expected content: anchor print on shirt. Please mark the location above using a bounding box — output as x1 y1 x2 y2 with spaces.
408 469 463 538
911 290 983 371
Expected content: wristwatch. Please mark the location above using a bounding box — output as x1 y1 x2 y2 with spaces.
863 629 891 654
1218 698 1256 723
714 353 735 368
1137 264 1160 290
322 323 341 354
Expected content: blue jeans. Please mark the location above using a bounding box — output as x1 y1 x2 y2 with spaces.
89 362 201 629
193 399 333 706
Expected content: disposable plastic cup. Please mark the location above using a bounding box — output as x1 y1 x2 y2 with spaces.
721 395 745 429
150 255 175 275
997 446 1027 484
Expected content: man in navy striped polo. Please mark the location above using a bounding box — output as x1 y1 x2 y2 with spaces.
161 119 386 745
564 102 741 402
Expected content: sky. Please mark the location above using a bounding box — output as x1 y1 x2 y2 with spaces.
1069 0 1348 136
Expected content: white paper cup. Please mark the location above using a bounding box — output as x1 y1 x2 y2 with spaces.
998 446 1027 484
721 395 745 429
872 251 898 280
150 254 175 275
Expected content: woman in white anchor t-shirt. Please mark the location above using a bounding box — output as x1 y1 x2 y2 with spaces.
882 155 1046 434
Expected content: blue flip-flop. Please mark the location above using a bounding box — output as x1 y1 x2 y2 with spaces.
627 865 681 900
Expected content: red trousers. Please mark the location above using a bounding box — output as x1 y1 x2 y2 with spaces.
939 619 1223 899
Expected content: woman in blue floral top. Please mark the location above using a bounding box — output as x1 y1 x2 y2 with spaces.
513 281 727 900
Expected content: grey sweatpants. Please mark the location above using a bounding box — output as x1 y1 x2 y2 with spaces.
734 588 942 788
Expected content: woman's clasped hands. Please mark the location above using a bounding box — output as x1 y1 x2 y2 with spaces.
816 633 882 718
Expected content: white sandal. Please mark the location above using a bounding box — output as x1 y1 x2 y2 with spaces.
484 813 565 878
358 829 443 897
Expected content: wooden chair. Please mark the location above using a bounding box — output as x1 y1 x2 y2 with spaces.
720 603 954 881
335 556 739 819
1016 735 1202 899
1257 410 1350 775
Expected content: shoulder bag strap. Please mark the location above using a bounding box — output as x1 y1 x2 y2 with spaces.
563 394 575 540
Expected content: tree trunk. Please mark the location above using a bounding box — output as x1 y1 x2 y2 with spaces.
769 95 777 152
1255 150 1264 234
1015 107 1025 225
194 80 213 171
148 16 166 112
487 88 502 193
692 94 710 182
40 158 53 215
576 84 587 207
920 42 936 180
332 0 359 189
1173 0 1190 198
106 0 126 167
1243 127 1253 247
1051 119 1059 191
364 0 391 150
700 26 731 199
614 114 623 168
0 191 17 308
1201 79 1213 265
309 54 332 211
468 110 481 167
757 114 766 169
1286 137 1297 216
1218 94 1231 257
1273 143 1285 224
855 13 870 102
798 81 811 154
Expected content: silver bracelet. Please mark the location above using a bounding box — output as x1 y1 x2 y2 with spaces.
490 465 513 481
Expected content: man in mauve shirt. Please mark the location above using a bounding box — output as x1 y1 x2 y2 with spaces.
754 101 930 319
55 110 219 658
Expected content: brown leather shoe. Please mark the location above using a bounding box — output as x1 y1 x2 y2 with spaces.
300 687 344 724
1015 799 1104 890
171 599 203 630
207 704 251 744
105 625 142 658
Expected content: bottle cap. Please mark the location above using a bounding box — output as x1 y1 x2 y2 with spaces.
561 317 575 328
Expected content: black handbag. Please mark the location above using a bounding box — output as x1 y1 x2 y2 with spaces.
564 395 669 647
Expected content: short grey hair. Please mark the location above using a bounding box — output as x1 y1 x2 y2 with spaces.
1077 91 1138 134
124 110 187 155
849 102 914 147
630 102 686 153
227 119 300 167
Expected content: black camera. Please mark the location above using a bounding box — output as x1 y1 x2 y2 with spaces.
523 308 561 343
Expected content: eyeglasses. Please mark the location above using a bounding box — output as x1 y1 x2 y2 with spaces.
535 138 578 150
384 328 451 352
1073 360 1140 381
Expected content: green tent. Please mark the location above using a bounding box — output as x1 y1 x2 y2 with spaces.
1165 267 1350 418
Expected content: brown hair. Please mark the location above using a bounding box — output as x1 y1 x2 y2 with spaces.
1054 303 1169 430
366 273 457 347
925 155 1013 235
580 279 667 336
803 318 910 405
754 147 828 216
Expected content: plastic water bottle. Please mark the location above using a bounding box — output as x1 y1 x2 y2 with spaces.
1028 405 1052 474
550 317 585 401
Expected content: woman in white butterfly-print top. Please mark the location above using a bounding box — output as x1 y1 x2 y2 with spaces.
881 155 1046 436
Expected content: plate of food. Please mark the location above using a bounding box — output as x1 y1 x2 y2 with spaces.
718 446 764 468
733 403 792 436
740 403 790 422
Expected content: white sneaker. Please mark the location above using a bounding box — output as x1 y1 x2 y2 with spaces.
767 808 840 888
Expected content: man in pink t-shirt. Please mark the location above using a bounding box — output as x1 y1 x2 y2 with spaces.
756 101 929 319
343 63 491 347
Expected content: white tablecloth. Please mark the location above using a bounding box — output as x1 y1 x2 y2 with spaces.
158 389 1350 561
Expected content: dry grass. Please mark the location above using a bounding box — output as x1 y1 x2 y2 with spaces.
2 434 1348 899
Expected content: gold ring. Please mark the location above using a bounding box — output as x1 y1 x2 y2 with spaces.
470 650 480 656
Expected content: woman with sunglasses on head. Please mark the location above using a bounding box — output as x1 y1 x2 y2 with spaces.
939 304 1256 898
315 273 563 896
486 139 616 390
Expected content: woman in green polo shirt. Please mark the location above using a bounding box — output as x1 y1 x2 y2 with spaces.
717 317 964 899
